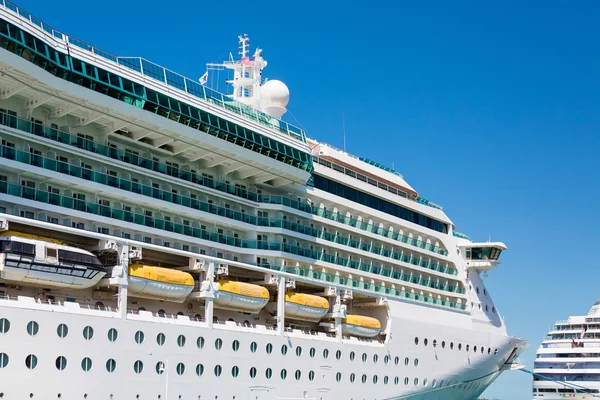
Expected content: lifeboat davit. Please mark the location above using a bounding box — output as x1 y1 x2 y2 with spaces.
0 231 106 289
342 315 381 338
214 280 269 313
284 292 329 321
128 263 194 302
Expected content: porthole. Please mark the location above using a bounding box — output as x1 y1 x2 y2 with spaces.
83 326 94 340
494 348 498 355
404 357 409 366
232 340 239 352
373 354 379 363
106 359 116 373
295 370 301 380
488 347 491 354
157 333 166 346
466 345 470 352
350 351 355 361
481 346 484 354
414 337 418 345
309 347 316 358
197 336 205 349
214 365 222 377
362 353 367 362
404 377 409 386
476 287 479 294
81 357 92 372
156 362 165 375
440 379 444 387
492 307 496 314
107 328 118 342
394 356 399 365
176 363 185 375
373 375 378 384
384 375 389 384
250 342 257 353
133 360 143 374
433 340 437 347
485 305 489 312
414 358 419 367
450 342 454 350
361 374 367 384
414 378 419 386
215 338 223 350
323 349 329 359
296 346 302 357
484 289 487 296
177 335 186 348
474 346 477 353
27 321 39 336
266 343 273 354
196 364 204 376
281 345 288 355
0 318 9 334
459 343 462 350
231 366 239 377
442 341 446 348
250 367 257 378
135 331 145 344
432 379 437 387
55 356 67 371
394 376 399 385
423 378 428 386
336 350 342 360
384 355 390 364
424 338 428 346
350 373 356 383
0 353 8 368
25 354 37 370
280 369 287 380
335 372 341 382
265 368 272 379
56 323 68 338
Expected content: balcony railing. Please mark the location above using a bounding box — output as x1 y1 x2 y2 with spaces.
0 179 465 296
0 112 450 257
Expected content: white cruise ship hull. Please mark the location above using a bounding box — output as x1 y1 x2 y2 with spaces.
0 295 525 400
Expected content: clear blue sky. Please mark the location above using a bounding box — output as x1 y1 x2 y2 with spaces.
15 0 600 398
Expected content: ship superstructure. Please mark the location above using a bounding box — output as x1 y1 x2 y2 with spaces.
0 2 525 399
533 301 600 399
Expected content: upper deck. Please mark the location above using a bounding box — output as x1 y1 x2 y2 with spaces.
0 0 307 145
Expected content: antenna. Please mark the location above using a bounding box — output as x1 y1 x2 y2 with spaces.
342 111 347 152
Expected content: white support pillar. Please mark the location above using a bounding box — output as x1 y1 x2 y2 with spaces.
201 262 216 329
277 277 286 336
116 244 130 319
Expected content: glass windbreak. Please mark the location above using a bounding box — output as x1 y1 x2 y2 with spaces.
466 247 502 261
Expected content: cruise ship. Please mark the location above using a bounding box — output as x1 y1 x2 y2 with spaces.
0 2 526 399
533 301 600 399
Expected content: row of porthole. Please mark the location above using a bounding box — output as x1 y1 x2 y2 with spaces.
0 352 429 387
414 337 498 355
2 319 422 366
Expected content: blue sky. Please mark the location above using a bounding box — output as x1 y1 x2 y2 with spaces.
14 0 600 398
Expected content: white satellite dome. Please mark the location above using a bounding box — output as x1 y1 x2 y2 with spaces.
259 80 290 118
260 80 290 107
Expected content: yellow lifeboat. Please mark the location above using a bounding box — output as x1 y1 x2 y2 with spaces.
284 292 329 321
215 280 269 313
128 263 194 302
342 315 381 338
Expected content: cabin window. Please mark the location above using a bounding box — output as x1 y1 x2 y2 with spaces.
133 360 143 374
106 359 116 373
214 365 222 377
176 363 185 376
55 356 67 371
81 357 92 372
177 335 186 348
56 323 68 338
82 326 94 340
135 331 144 344
196 364 204 376
108 328 118 342
27 321 39 336
25 354 37 370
